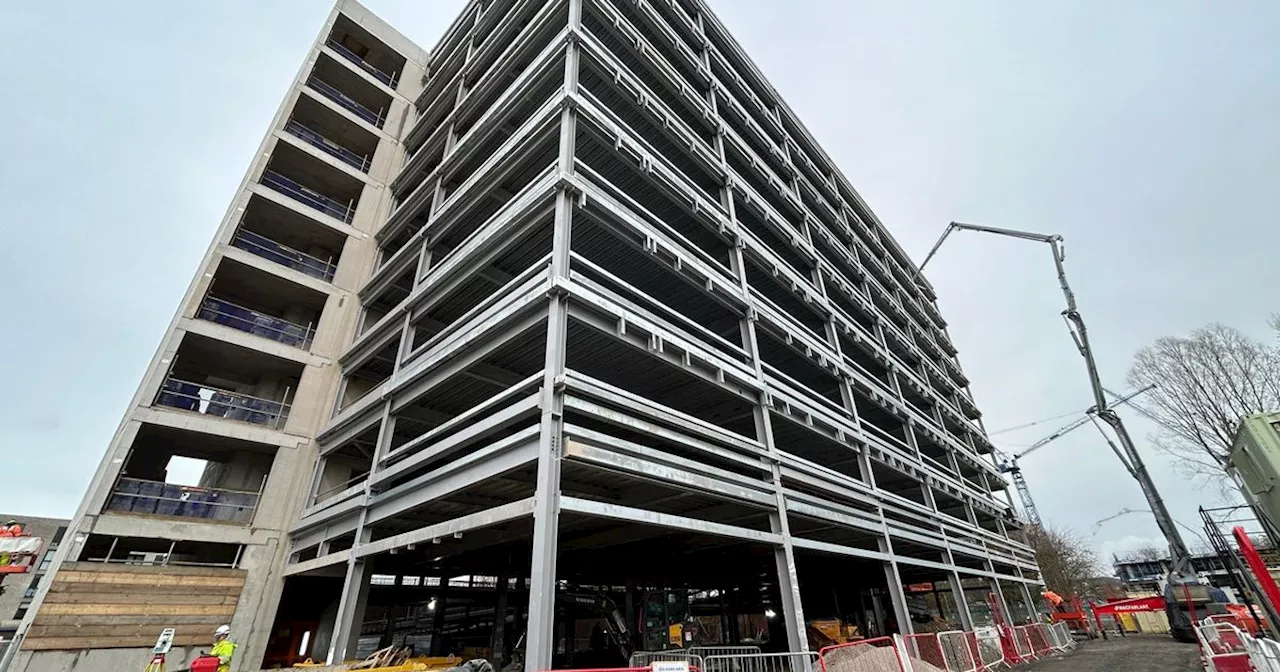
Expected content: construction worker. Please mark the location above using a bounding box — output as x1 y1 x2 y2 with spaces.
211 625 236 672
0 520 22 537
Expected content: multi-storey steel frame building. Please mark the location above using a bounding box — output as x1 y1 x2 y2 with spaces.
9 0 1044 670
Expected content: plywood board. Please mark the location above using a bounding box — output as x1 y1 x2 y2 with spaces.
42 592 237 606
55 570 245 588
33 614 230 627
37 604 237 617
47 583 243 597
27 623 226 639
23 634 213 651
60 562 247 579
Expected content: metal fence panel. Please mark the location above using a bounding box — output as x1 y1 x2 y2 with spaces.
703 651 818 672
817 637 906 672
689 647 763 660
1010 626 1033 661
1049 622 1075 651
902 634 948 671
630 652 705 670
1198 622 1255 672
1247 635 1280 672
1026 624 1052 655
971 627 1005 669
938 630 975 672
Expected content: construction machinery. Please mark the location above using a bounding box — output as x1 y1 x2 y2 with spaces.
917 221 1225 642
997 385 1154 526
506 587 715 668
0 524 44 604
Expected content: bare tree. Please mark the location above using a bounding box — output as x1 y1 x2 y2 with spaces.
1126 322 1280 489
1026 525 1102 599
1127 544 1165 562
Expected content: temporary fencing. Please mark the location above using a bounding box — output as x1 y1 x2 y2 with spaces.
902 634 948 671
1196 620 1280 672
936 631 976 672
691 647 764 659
1025 624 1052 656
625 622 1081 672
971 627 1006 669
703 651 818 672
630 652 706 669
1009 626 1033 663
817 638 906 672
1044 622 1075 652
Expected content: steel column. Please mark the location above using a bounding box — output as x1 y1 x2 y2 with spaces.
525 18 579 667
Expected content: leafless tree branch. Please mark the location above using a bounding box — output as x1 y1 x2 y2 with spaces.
1026 524 1103 599
1126 322 1280 490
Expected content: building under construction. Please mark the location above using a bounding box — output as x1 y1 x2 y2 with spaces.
8 0 1044 670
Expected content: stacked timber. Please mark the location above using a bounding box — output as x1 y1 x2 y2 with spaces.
24 562 247 651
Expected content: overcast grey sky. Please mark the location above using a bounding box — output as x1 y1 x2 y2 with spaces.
2 0 1278 564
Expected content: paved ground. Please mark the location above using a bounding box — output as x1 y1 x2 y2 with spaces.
1021 635 1201 671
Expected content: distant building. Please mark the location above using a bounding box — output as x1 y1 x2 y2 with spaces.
0 516 69 637
1113 549 1244 594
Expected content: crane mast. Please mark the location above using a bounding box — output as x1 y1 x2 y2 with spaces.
998 385 1154 526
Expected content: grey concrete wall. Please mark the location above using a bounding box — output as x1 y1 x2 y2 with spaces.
6 1 428 670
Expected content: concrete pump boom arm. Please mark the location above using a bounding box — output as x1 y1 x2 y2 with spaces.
914 221 1193 571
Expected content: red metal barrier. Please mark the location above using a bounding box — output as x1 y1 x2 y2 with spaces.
902 634 948 671
818 637 906 672
1027 624 1053 655
964 632 981 667
546 669 703 672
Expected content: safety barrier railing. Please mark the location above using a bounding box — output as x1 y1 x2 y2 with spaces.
306 74 386 127
817 638 905 672
971 627 1005 669
902 634 948 671
1008 626 1033 663
1246 635 1280 672
231 228 337 282
627 623 1083 672
197 296 316 349
105 476 262 524
1198 621 1254 672
937 631 976 672
326 38 398 87
1024 624 1052 656
284 119 371 172
690 647 763 660
629 652 705 669
703 651 817 672
261 169 356 223
558 668 702 672
155 376 291 429
1046 622 1075 652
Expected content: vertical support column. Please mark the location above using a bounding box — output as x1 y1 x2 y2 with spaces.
987 572 1013 625
949 571 974 630
707 28 807 653
881 563 912 635
327 395 397 664
430 589 450 655
525 11 579 670
1019 582 1039 622
491 575 509 667
726 200 807 653
326 516 373 664
877 535 912 635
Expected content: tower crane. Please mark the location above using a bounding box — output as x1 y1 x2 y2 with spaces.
915 221 1224 642
999 385 1154 526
